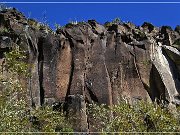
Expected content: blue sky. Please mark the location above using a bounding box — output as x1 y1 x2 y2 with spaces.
3 0 180 29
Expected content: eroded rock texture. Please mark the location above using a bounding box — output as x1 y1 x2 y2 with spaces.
1 8 180 131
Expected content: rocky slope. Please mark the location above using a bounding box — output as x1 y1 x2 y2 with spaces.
1 8 180 131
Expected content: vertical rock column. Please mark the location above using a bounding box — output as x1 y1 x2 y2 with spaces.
65 94 88 132
56 34 72 102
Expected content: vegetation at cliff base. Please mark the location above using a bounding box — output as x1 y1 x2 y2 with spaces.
0 47 180 133
87 101 180 133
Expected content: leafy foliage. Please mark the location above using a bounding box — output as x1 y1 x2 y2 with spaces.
5 47 29 76
0 27 9 35
173 38 180 45
0 48 29 131
104 17 123 27
29 106 73 132
112 17 122 24
87 100 180 133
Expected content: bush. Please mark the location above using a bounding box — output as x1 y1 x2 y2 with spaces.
173 38 180 45
5 47 29 76
0 27 9 35
104 21 112 27
112 18 122 25
87 100 180 132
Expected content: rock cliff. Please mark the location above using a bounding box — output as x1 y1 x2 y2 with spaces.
1 8 180 131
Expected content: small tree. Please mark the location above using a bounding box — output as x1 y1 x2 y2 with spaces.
112 17 122 25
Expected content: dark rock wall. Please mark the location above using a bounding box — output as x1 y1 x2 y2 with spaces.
1 8 180 131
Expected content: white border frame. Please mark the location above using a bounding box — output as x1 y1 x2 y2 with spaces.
1 1 180 4
0 0 180 134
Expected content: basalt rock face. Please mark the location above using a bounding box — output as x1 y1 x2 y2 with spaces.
1 8 180 131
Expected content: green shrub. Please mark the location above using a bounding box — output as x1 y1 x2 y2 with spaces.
65 23 74 28
0 27 9 35
104 21 112 27
142 60 151 66
4 47 29 76
112 18 122 25
173 39 180 45
29 106 73 132
87 100 180 133
133 29 147 41
78 21 86 25
104 18 122 28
